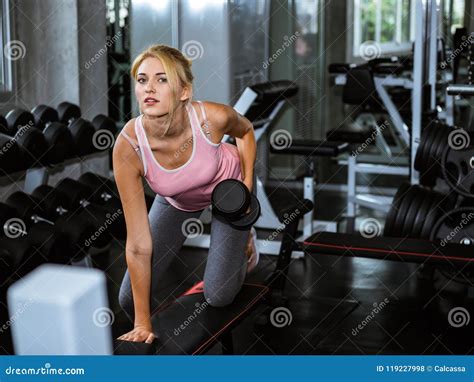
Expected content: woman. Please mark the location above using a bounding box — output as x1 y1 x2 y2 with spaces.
113 44 258 344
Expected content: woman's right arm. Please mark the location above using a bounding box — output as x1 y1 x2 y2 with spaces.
112 125 155 341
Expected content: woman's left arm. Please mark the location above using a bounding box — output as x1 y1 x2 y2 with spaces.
230 111 256 192
208 103 257 192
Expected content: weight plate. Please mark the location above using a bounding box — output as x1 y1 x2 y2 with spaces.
425 124 449 179
230 194 261 230
441 143 474 198
414 127 430 171
212 179 249 218
420 193 444 240
392 186 417 237
384 182 410 236
430 207 474 246
401 186 425 237
432 125 450 162
420 125 438 171
412 188 434 238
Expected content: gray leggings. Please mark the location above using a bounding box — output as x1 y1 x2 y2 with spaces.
118 195 250 321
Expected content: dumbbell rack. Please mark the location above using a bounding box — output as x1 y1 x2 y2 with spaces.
0 151 110 196
0 150 110 268
23 152 109 193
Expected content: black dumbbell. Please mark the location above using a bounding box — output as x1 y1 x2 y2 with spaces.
0 115 7 135
78 172 119 201
4 108 35 136
211 179 260 230
32 182 114 247
77 174 126 239
0 203 30 279
78 171 154 211
0 115 21 174
54 178 123 243
0 202 70 279
90 115 118 152
30 184 70 221
0 236 37 286
31 105 76 164
0 134 22 173
1 108 48 169
57 102 81 124
92 114 118 136
5 191 94 262
56 102 95 155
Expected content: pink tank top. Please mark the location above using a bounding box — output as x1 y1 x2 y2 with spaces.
120 101 242 212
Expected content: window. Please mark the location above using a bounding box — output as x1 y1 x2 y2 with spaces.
443 0 465 38
353 0 414 57
0 0 12 95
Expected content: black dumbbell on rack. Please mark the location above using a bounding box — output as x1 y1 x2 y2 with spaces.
57 102 117 155
4 191 95 264
78 171 155 212
29 183 116 270
1 108 48 171
54 177 125 242
31 105 76 163
45 102 96 156
0 201 74 286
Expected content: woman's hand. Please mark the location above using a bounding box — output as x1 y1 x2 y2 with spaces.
242 178 254 213
242 178 253 194
117 325 156 343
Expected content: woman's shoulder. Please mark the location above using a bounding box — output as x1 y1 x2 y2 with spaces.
122 117 139 138
191 100 235 130
113 117 145 175
114 117 139 153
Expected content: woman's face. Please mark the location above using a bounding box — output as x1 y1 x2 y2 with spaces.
135 57 173 117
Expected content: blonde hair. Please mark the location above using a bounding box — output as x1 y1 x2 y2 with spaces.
131 44 194 136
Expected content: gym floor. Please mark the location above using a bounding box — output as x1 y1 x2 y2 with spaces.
106 182 473 355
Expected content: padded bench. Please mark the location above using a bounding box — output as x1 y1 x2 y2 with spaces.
270 139 349 157
114 281 269 355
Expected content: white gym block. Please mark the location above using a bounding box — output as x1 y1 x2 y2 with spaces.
7 264 113 355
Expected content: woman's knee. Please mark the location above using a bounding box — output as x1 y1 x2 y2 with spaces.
203 283 240 308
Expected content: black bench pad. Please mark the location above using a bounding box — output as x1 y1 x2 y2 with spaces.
270 139 349 157
114 281 269 355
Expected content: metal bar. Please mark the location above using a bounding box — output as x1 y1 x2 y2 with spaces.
171 0 179 48
350 195 392 213
347 155 356 218
411 0 425 184
447 84 474 96
353 163 410 175
428 0 438 110
373 77 410 145
303 176 313 237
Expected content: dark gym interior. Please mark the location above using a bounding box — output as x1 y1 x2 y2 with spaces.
0 0 473 359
